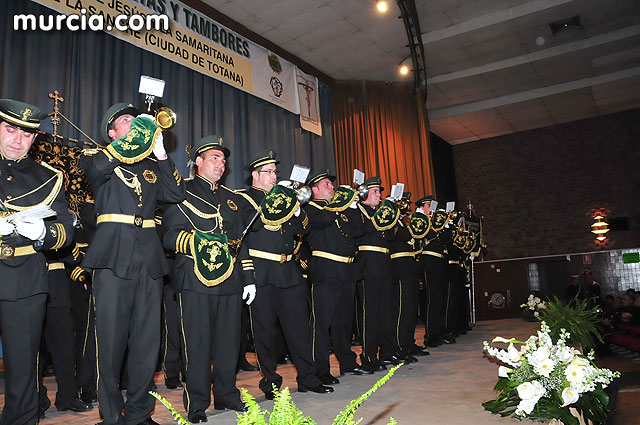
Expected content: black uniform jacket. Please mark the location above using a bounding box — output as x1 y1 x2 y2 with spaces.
419 227 448 276
0 156 74 300
302 199 366 284
162 175 256 295
388 220 422 281
80 148 185 279
242 186 309 288
354 203 394 279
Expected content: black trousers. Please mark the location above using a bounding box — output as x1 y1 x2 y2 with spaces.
357 276 396 363
250 283 320 394
93 263 162 425
69 280 96 393
178 290 242 413
444 265 462 334
310 279 358 376
161 283 183 381
390 279 420 354
0 293 47 425
423 269 445 342
40 304 78 408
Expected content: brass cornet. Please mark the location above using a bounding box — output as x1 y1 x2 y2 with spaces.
292 182 312 204
155 107 177 130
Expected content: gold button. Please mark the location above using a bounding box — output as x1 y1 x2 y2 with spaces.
6 175 12 181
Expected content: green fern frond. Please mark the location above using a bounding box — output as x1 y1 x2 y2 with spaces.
332 364 403 425
539 297 603 352
148 391 190 425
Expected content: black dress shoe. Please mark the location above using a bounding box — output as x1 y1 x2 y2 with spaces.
341 366 374 376
425 338 442 348
380 355 402 366
57 398 93 412
441 334 456 344
165 376 183 390
188 409 208 423
298 384 334 394
237 361 259 372
80 389 98 404
214 401 247 412
402 354 418 363
319 374 339 385
264 390 275 400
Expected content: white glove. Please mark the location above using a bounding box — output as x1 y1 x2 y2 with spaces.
348 200 358 209
416 207 425 214
14 218 46 241
340 184 351 189
0 217 15 236
278 180 293 189
153 131 167 160
137 113 155 122
294 207 301 217
242 284 256 305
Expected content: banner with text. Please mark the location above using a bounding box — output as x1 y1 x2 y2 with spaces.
29 0 320 128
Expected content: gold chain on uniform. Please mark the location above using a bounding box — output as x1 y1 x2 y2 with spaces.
114 166 143 207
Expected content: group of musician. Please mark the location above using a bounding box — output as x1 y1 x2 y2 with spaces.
0 98 481 425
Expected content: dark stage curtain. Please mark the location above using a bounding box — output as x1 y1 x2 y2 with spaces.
332 81 435 198
1 0 336 188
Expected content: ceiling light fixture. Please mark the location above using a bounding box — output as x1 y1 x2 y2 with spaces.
549 15 582 36
376 1 388 13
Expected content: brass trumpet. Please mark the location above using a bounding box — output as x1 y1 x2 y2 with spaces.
155 107 177 130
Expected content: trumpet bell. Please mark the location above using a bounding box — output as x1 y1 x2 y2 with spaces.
357 184 369 201
295 185 312 204
155 107 176 130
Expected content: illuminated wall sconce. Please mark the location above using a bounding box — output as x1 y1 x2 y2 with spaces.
591 214 609 241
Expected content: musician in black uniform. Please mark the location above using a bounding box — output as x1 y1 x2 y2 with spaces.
0 99 74 425
80 103 185 425
416 196 450 347
354 177 397 370
162 135 256 423
387 192 426 361
38 242 93 417
304 170 372 386
241 151 333 399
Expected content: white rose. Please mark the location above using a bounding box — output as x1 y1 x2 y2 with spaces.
561 387 579 407
533 311 540 318
557 347 574 363
565 364 585 385
534 297 541 303
517 382 536 400
531 346 550 364
516 398 537 416
498 366 512 378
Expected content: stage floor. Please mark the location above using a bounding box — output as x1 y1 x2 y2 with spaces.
1 318 637 424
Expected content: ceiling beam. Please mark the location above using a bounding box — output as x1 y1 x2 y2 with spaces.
421 0 574 44
429 65 640 119
427 24 640 84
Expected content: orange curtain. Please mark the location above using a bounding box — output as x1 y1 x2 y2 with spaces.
332 81 435 200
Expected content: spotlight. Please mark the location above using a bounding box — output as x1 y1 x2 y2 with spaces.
376 1 388 13
399 64 409 75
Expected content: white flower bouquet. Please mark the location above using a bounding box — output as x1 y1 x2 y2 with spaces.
520 294 546 322
483 322 619 424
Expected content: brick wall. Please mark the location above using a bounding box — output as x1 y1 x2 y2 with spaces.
452 109 640 261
